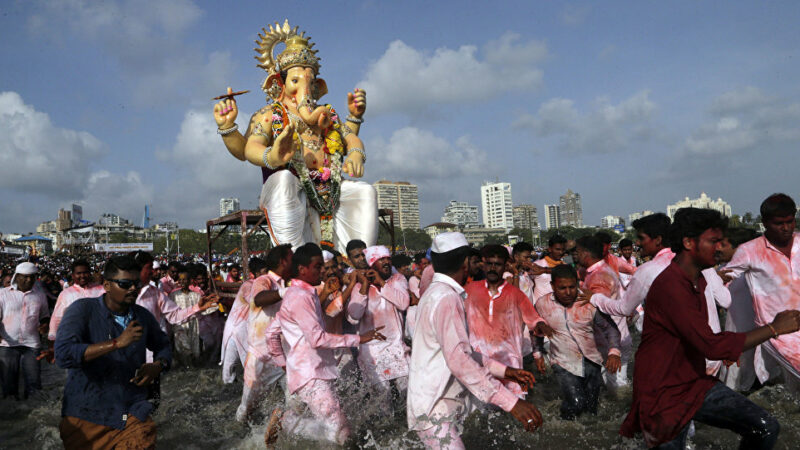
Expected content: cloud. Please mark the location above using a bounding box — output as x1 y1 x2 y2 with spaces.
81 170 155 224
684 86 800 155
366 127 497 224
561 5 591 25
0 91 106 198
514 90 657 154
26 0 232 106
358 32 546 115
156 109 260 225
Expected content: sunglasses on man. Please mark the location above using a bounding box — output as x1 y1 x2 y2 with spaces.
108 278 141 290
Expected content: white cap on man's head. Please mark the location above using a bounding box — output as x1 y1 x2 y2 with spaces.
152 261 161 269
322 250 335 263
14 262 37 275
364 246 391 267
431 232 469 254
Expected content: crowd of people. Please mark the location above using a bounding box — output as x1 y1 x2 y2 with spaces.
1 192 799 449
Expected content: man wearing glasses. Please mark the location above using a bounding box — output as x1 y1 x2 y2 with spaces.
54 255 172 449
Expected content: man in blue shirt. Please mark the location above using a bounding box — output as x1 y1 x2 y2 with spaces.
55 255 171 449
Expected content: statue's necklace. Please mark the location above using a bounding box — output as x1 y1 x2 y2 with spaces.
287 110 323 151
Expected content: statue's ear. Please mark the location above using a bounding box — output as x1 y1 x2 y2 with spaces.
312 78 328 100
263 74 284 101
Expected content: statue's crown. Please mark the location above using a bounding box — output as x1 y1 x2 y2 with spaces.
255 20 320 77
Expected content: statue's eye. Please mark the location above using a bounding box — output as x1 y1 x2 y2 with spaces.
292 78 299 84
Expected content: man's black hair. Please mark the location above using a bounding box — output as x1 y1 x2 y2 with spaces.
345 239 367 254
168 261 182 270
130 250 154 267
391 254 412 269
266 244 292 271
575 235 604 260
551 263 578 282
595 231 612 245
481 244 510 262
103 255 141 279
632 213 671 240
669 208 728 254
512 242 534 256
413 252 428 264
618 238 633 248
71 259 91 273
548 235 567 247
431 246 471 275
291 243 323 278
723 227 759 249
760 193 797 222
467 247 481 258
249 257 268 274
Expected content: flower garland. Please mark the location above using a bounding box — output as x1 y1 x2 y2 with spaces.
269 102 344 247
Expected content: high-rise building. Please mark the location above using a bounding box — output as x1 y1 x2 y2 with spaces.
628 210 655 225
512 204 540 232
544 204 561 230
666 192 732 219
480 181 513 230
441 200 479 228
99 213 131 227
219 198 240 217
57 209 72 231
559 189 583 227
373 180 420 230
600 215 624 228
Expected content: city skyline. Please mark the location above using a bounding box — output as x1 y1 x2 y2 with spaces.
1 2 799 233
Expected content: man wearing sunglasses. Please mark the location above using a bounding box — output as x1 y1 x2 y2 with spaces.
55 255 172 449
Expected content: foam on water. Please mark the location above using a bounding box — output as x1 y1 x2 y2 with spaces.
3 358 800 449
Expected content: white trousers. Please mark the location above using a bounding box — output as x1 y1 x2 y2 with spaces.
283 379 351 445
260 171 378 253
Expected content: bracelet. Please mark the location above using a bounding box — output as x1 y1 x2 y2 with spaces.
766 323 779 339
346 116 364 124
262 146 277 169
217 124 239 135
347 147 366 163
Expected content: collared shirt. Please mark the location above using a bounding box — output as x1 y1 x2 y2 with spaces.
0 286 50 348
535 292 620 377
266 279 360 394
49 283 106 341
464 280 545 397
169 289 203 357
247 271 285 359
55 296 171 430
591 248 675 316
408 273 518 431
221 279 252 362
619 256 638 288
620 261 745 447
725 233 800 374
532 258 561 303
583 260 628 354
348 272 410 382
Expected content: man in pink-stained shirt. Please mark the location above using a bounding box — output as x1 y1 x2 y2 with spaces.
347 245 411 404
575 235 630 390
617 238 637 288
159 262 180 295
236 245 292 422
465 244 552 399
264 243 384 446
596 231 637 277
724 193 800 392
0 263 49 399
408 233 542 449
47 259 105 347
532 235 567 303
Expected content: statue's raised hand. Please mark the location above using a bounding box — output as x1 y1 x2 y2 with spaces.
272 123 297 166
214 87 239 129
347 88 366 118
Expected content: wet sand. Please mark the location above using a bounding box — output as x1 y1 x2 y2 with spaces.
2 357 799 449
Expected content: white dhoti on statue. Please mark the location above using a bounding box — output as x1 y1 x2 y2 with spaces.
259 170 378 253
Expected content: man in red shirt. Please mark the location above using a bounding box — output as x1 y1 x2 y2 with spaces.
621 207 800 449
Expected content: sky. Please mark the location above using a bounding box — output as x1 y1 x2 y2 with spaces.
1 0 799 233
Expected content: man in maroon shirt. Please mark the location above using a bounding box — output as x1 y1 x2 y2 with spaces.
621 207 800 449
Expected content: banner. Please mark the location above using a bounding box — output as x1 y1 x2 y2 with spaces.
94 242 153 253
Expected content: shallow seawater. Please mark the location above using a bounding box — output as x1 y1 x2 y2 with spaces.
2 358 800 449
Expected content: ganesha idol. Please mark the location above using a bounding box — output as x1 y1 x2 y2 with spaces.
213 20 377 252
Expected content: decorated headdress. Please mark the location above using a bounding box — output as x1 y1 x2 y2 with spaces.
255 20 324 101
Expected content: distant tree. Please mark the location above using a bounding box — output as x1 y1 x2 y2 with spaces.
483 234 506 245
508 227 533 243
742 212 754 225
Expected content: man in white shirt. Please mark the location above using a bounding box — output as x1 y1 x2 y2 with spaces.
408 232 542 449
0 262 49 399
